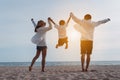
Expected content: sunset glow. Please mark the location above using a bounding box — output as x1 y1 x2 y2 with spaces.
0 0 120 62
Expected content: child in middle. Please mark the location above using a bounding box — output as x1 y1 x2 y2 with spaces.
49 16 71 49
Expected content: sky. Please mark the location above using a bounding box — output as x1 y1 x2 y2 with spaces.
0 0 120 62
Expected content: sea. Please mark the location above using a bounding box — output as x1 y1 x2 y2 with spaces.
0 61 120 66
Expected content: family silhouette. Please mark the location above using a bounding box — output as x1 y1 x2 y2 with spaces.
29 12 110 72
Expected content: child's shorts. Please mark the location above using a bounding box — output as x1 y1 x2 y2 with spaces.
58 37 68 46
81 40 93 55
36 46 47 51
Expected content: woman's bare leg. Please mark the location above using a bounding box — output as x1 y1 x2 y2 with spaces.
41 48 47 72
29 50 41 71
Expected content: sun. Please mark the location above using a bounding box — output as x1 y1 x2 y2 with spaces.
68 28 80 41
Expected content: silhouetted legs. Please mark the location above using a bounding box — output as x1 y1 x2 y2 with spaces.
29 47 47 72
81 54 91 72
80 40 93 72
81 54 85 72
56 37 68 49
85 54 91 71
41 48 47 72
29 50 41 71
56 42 68 49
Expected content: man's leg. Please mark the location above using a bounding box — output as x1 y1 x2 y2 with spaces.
81 54 85 71
85 54 91 72
85 40 93 72
80 40 86 71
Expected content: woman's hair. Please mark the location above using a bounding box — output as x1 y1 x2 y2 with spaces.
84 14 92 20
35 20 44 32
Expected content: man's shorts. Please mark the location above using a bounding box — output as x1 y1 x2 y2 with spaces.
36 46 47 51
58 37 68 46
81 40 93 55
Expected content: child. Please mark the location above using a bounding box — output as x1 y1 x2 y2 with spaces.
70 12 110 72
29 18 52 72
49 16 71 49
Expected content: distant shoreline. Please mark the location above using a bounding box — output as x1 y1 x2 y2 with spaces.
0 61 120 66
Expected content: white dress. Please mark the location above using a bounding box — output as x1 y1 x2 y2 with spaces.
31 20 52 46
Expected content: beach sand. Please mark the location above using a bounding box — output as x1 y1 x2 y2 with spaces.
0 65 120 80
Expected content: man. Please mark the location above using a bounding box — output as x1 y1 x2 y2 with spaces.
70 12 110 72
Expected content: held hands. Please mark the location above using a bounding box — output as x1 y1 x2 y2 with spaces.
48 17 51 22
48 17 52 25
48 17 51 21
70 12 73 17
48 17 51 23
107 18 111 21
31 18 34 21
48 17 55 25
48 17 53 22
48 17 52 28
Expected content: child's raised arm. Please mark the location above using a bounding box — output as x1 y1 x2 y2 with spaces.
66 15 71 24
31 18 37 27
